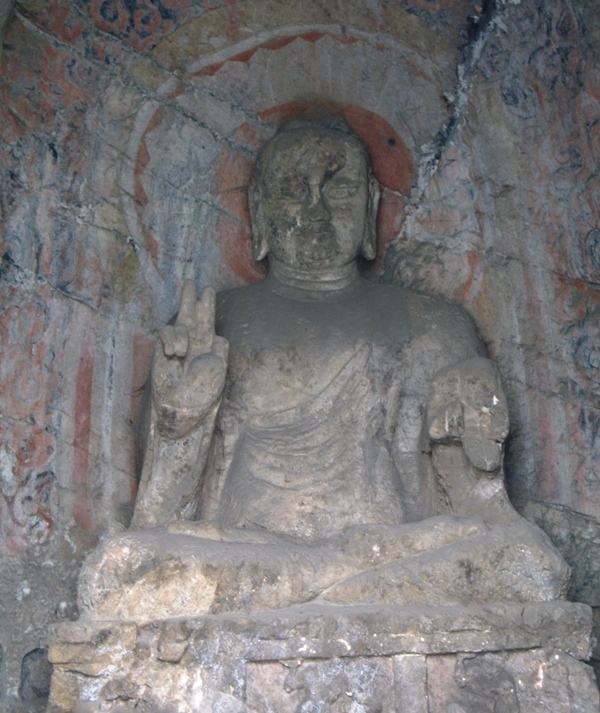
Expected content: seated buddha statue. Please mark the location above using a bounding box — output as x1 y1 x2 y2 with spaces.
78 118 569 623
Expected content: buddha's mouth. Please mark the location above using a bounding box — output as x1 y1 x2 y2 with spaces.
295 224 336 247
295 232 339 264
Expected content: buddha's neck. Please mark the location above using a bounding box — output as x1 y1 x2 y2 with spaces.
268 260 361 293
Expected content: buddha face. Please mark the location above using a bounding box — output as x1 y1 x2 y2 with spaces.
249 125 378 270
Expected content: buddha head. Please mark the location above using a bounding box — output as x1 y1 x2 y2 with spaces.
249 117 381 271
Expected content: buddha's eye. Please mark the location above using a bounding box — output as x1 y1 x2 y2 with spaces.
274 178 306 200
323 177 358 199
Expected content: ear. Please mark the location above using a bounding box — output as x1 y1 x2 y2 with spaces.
248 176 269 261
361 171 380 261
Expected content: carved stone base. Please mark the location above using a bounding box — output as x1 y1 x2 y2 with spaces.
47 602 600 712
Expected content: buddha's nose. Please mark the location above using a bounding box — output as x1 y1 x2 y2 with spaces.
305 186 331 222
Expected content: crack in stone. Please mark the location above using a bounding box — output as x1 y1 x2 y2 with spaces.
384 0 506 279
420 0 503 191
515 495 600 527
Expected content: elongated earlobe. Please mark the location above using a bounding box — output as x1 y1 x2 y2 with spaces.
361 172 380 261
253 233 269 262
248 178 269 261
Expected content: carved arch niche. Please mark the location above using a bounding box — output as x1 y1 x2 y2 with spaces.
110 2 460 309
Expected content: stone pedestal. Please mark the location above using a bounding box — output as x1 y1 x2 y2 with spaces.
47 601 600 712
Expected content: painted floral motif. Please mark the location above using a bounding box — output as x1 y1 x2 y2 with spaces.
78 0 194 50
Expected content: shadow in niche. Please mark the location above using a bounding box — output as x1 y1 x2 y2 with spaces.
19 648 52 712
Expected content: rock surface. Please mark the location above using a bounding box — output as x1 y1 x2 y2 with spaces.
1 0 600 707
47 602 599 712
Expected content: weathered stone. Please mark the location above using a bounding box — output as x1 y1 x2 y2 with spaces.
75 120 570 637
47 620 138 677
517 499 600 606
246 657 395 712
393 654 428 713
427 649 599 713
47 602 598 711
156 600 593 662
44 113 593 712
0 0 14 64
1 0 600 706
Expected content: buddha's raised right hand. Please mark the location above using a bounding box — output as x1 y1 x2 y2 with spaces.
152 280 229 439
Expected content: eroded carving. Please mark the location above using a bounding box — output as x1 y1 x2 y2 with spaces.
78 118 570 623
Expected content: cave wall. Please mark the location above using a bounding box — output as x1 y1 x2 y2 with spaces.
0 0 599 707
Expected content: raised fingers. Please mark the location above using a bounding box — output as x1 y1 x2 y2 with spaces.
160 324 188 358
190 286 217 352
175 280 198 328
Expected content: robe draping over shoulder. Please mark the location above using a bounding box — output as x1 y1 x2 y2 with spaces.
215 344 407 542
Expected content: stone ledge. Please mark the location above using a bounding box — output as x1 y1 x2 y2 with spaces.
47 602 598 713
49 600 594 667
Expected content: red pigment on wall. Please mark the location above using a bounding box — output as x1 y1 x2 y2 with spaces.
20 0 85 46
0 24 88 143
521 264 562 501
195 33 360 77
213 122 265 283
555 273 600 324
134 108 164 266
376 192 407 261
452 250 481 303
